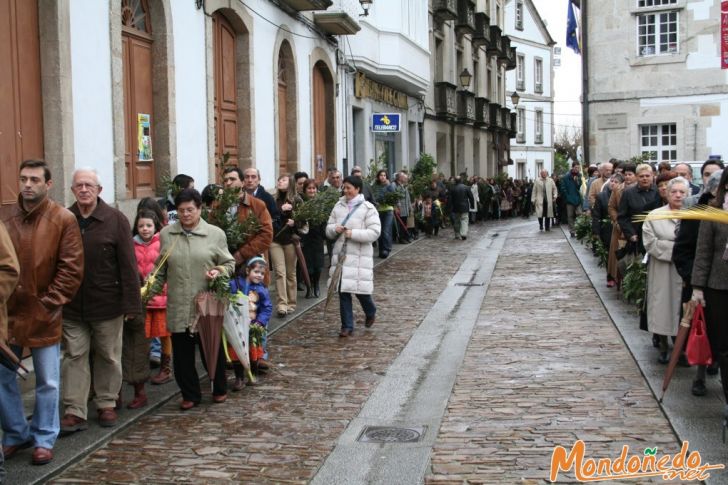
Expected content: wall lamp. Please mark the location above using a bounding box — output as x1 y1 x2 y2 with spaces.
360 0 373 16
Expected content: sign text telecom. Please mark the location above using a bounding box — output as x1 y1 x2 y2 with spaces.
371 113 401 132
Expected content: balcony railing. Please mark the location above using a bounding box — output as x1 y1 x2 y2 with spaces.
435 82 457 119
474 97 490 127
433 0 457 21
457 90 476 124
279 0 332 11
472 12 490 48
455 0 476 36
487 26 501 56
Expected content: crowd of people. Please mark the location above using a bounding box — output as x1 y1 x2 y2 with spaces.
578 157 728 436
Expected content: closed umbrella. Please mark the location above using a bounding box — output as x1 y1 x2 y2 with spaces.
325 240 348 316
192 291 226 382
293 238 311 288
659 300 695 402
0 341 28 379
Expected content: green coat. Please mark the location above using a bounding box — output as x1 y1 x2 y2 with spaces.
153 219 235 334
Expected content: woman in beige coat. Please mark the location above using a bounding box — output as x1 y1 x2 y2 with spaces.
152 189 235 409
642 177 689 363
531 170 557 231
326 176 381 337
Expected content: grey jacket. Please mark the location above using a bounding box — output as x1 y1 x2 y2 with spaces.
691 219 728 291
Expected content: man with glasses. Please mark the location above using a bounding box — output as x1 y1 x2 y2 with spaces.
0 160 82 466
60 169 142 434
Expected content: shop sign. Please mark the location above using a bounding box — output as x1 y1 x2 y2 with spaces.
355 72 409 109
372 113 400 132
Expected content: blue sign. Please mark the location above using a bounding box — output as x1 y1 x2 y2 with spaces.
372 113 401 132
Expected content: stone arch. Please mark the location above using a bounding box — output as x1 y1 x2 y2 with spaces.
205 0 253 180
310 47 336 182
109 0 176 206
274 36 299 177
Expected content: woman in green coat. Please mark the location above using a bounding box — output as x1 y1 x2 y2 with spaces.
152 189 235 410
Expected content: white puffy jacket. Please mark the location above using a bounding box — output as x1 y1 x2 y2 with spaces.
326 195 381 294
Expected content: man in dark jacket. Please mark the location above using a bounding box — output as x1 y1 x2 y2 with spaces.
560 162 584 237
0 160 82 466
243 167 281 233
617 163 661 254
448 177 474 240
61 169 142 433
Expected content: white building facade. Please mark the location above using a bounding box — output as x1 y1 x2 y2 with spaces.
504 0 555 180
1 0 366 214
584 0 728 165
342 1 430 176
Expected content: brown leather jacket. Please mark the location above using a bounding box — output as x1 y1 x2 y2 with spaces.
1 197 84 347
0 222 19 342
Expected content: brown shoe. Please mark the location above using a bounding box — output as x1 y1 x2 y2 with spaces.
97 407 118 427
151 354 173 385
212 394 227 404
365 315 376 328
126 383 148 409
339 328 353 337
232 378 244 392
60 414 88 434
2 440 32 459
31 447 53 466
179 400 198 411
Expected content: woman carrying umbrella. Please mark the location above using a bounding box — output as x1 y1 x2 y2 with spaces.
326 176 381 337
150 189 235 410
691 169 728 436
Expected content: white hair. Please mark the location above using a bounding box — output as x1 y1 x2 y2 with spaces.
667 176 689 191
72 167 101 186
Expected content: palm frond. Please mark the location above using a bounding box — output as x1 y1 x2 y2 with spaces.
633 205 728 224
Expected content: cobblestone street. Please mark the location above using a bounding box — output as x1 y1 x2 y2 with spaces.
29 220 724 484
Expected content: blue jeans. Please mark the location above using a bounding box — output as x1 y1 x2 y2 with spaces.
0 343 60 449
378 211 393 256
339 292 376 331
149 337 161 360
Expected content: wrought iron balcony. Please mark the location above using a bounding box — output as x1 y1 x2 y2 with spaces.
499 107 510 131
505 46 517 71
435 82 457 119
457 90 476 124
472 12 490 48
486 26 501 56
488 102 501 130
498 35 511 62
279 0 332 11
474 97 490 127
433 0 457 21
455 0 475 36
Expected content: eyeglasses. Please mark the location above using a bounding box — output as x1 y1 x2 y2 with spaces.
72 183 99 190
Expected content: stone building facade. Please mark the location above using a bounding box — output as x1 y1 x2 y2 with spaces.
504 0 555 180
585 0 728 165
423 0 518 179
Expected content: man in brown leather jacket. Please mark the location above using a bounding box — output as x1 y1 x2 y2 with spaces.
60 169 141 434
0 160 83 466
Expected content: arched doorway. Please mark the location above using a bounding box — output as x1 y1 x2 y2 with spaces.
0 0 44 205
122 0 156 198
277 41 298 176
312 61 334 182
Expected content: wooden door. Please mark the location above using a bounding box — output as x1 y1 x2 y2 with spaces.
122 0 155 198
312 65 327 182
0 0 44 205
277 81 288 176
213 12 239 170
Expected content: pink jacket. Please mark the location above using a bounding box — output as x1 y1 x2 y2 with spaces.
134 233 167 309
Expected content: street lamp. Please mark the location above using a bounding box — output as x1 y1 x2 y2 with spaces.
359 0 373 16
510 91 520 107
459 68 472 90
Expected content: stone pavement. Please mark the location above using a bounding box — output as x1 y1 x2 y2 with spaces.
425 223 695 484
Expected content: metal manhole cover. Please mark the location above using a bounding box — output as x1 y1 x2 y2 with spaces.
357 426 426 443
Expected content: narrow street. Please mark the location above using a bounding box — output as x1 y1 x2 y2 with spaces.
7 220 723 484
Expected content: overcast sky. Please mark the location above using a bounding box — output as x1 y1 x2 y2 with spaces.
531 0 583 133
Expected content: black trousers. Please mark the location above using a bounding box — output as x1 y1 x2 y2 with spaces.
705 288 728 402
171 331 227 403
538 196 550 230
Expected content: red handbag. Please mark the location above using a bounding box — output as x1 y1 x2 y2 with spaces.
686 304 713 366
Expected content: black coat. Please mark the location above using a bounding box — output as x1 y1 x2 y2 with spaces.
673 192 713 284
591 187 613 249
252 185 281 234
448 182 474 214
617 184 661 253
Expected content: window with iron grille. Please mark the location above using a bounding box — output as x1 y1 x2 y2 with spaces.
515 1 524 30
516 54 525 91
637 11 678 56
640 124 677 162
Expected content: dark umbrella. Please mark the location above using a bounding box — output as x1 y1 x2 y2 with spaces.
394 211 409 237
0 341 28 379
325 240 348 316
659 300 695 402
293 238 311 288
193 292 226 382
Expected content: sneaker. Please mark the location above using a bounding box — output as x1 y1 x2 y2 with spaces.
60 414 88 434
692 379 707 396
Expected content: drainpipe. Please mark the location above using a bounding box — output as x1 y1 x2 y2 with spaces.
581 0 590 165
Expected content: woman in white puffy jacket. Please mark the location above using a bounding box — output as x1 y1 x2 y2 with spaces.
326 175 381 337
